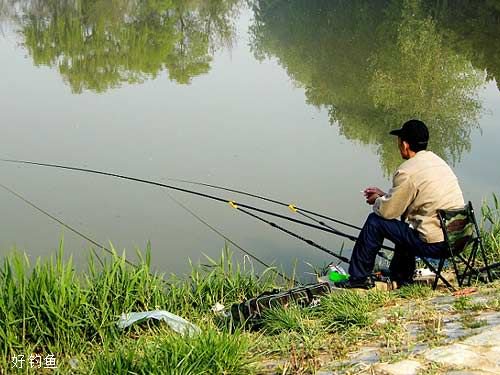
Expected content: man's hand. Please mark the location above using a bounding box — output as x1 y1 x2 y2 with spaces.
365 193 380 205
363 187 386 205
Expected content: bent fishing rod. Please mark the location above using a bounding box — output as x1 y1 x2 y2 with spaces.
1 159 360 233
0 159 358 240
1 158 354 263
0 159 356 263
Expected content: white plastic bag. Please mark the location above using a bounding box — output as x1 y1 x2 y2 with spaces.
117 310 200 336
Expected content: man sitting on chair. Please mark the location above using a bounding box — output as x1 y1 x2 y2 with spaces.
340 119 465 289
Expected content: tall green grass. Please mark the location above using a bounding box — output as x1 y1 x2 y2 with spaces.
0 243 171 360
481 193 500 268
0 244 280 372
315 291 374 332
165 249 279 317
397 284 433 299
260 305 308 335
93 327 256 375
312 289 394 334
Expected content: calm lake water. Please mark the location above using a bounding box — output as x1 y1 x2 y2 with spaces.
1 0 499 278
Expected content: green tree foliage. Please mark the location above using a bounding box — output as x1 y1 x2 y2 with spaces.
250 0 492 174
368 0 485 171
421 0 500 90
10 0 240 93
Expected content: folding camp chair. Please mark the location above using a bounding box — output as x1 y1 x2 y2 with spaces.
420 202 493 290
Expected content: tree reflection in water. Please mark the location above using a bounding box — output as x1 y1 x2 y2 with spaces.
250 0 499 174
7 0 240 92
3 0 500 174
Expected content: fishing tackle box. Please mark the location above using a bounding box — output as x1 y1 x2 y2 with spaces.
230 282 331 327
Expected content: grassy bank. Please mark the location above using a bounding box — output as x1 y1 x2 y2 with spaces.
0 245 281 374
0 198 498 374
1 249 498 374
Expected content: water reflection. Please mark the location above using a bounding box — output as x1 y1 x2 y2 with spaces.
5 0 240 92
250 0 498 174
423 0 500 91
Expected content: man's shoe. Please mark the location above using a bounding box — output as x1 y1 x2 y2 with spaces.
334 277 374 290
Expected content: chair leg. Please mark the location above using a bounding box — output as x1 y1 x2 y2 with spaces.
456 242 480 286
420 258 455 290
478 239 493 283
450 255 463 287
433 259 455 290
470 202 494 283
466 245 479 286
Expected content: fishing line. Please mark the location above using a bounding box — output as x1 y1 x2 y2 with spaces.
165 192 298 285
0 182 135 268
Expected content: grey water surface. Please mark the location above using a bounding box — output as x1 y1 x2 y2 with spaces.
1 0 499 278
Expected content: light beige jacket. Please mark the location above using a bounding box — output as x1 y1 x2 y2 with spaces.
373 151 464 243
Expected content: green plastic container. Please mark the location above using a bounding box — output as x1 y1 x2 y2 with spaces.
328 270 349 283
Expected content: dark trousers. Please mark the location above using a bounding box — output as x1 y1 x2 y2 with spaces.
348 213 447 282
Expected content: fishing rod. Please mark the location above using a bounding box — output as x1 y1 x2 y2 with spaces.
166 177 363 231
0 159 356 262
0 158 395 257
0 159 359 258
